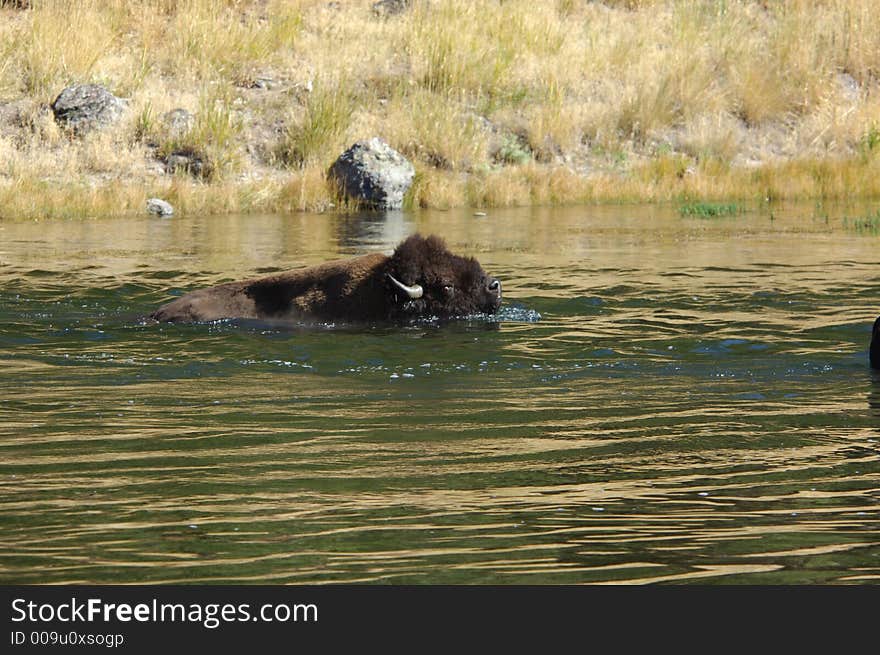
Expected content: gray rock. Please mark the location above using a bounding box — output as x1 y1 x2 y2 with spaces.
329 138 415 210
251 77 278 90
146 198 174 216
165 149 209 179
51 84 125 135
160 108 194 137
372 0 410 17
835 73 860 104
0 99 36 136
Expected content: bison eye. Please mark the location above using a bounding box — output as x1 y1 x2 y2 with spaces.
443 284 454 296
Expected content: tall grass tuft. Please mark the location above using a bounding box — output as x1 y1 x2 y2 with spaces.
16 1 125 99
383 88 488 171
157 86 244 181
162 0 303 81
276 81 354 168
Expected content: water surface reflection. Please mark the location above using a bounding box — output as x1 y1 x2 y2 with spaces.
1 205 879 583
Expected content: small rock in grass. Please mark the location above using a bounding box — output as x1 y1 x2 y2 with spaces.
160 108 194 137
372 0 410 17
146 198 174 217
165 149 209 179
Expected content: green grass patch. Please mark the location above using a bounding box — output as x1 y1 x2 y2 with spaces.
678 201 742 217
859 124 880 159
843 210 880 233
493 134 532 166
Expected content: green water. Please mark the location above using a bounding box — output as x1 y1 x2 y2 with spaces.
1 205 879 584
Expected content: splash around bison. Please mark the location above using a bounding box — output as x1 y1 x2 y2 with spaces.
150 234 502 324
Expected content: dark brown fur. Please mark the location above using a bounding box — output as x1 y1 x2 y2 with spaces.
150 234 502 323
871 316 880 369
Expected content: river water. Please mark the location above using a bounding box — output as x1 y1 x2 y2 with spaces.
1 204 879 584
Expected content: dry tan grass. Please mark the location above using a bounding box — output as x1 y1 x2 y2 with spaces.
0 0 879 218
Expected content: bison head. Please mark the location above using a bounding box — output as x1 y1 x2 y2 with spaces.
383 234 502 318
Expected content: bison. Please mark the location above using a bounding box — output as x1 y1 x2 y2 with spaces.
872 316 880 369
150 233 502 323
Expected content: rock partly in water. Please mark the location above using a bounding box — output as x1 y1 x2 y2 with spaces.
51 84 125 135
146 198 174 217
329 138 415 210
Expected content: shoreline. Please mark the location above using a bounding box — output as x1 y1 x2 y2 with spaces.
2 157 878 221
1 1 879 219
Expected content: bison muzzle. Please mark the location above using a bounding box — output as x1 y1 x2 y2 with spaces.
150 234 502 323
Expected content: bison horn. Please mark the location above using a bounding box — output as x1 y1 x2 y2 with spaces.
386 273 423 299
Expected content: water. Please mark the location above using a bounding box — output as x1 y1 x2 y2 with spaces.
1 205 879 584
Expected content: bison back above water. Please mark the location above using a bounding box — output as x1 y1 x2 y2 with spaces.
150 234 502 323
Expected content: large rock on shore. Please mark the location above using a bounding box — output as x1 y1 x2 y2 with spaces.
51 84 125 135
329 138 414 210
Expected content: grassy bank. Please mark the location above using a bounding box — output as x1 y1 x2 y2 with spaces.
1 0 879 218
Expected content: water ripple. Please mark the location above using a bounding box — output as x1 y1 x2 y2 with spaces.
2 206 880 583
